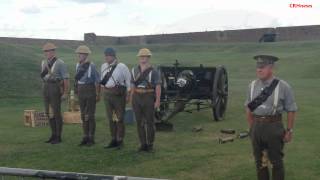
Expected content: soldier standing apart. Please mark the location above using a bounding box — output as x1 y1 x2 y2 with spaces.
131 48 161 152
40 43 69 144
74 45 100 146
245 55 297 180
100 48 131 149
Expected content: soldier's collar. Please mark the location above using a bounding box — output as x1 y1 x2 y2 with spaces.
138 64 152 71
79 59 90 65
108 59 118 66
47 56 57 62
259 76 275 85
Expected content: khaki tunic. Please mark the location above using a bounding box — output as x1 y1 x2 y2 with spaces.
41 58 69 138
245 77 297 180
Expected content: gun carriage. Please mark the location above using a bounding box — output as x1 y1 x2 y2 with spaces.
155 60 228 130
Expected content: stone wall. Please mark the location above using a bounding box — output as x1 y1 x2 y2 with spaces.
1 25 319 47
88 25 320 45
0 37 82 47
275 25 320 41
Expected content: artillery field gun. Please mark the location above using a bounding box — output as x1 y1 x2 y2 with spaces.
155 60 228 130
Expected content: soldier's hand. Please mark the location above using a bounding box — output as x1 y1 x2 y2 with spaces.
96 95 101 102
154 100 160 108
61 93 68 101
126 95 130 104
283 131 292 143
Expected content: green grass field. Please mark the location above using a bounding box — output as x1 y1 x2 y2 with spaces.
0 41 319 180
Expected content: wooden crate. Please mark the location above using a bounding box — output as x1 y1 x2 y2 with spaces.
24 110 49 127
63 111 82 124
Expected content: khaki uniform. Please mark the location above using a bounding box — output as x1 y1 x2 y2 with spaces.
245 77 297 180
76 62 100 143
103 89 126 141
131 66 161 148
41 57 69 141
101 60 131 144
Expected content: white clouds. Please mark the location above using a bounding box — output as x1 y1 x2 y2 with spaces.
126 0 215 10
66 0 119 4
127 12 145 23
153 7 320 34
0 0 110 39
14 0 60 12
153 10 279 34
20 5 41 14
0 0 319 39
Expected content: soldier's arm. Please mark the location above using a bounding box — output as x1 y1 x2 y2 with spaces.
130 86 135 103
63 79 69 95
129 67 136 102
281 81 298 142
246 108 254 128
93 65 101 98
155 84 161 108
123 64 132 92
283 82 297 132
122 65 132 103
245 83 253 127
60 63 69 96
95 84 101 102
154 68 161 108
287 111 295 130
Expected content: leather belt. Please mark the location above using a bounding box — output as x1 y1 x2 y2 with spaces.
78 83 95 86
253 114 282 123
44 80 60 84
134 88 154 94
104 87 119 91
78 84 95 88
78 82 95 85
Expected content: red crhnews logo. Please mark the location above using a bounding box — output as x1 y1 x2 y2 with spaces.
289 3 313 8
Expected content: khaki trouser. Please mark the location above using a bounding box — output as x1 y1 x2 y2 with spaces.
78 84 96 140
250 117 285 180
43 82 63 138
103 89 126 142
132 92 155 146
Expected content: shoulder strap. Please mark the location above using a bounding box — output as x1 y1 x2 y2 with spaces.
250 80 256 101
75 62 90 81
88 64 92 78
134 67 153 86
148 69 152 82
50 60 57 73
247 79 280 112
40 58 57 78
132 68 136 81
272 82 280 115
100 63 118 86
40 61 48 78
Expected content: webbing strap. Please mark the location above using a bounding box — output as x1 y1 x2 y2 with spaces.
272 83 280 115
250 80 256 101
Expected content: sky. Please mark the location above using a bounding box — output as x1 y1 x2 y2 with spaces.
0 0 319 40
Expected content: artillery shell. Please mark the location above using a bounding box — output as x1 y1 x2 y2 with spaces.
238 131 249 139
220 129 236 134
192 126 203 132
218 137 234 144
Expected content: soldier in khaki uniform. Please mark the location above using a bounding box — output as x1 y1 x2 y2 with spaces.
245 55 297 180
100 48 131 149
131 48 161 152
74 45 100 146
40 42 69 144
